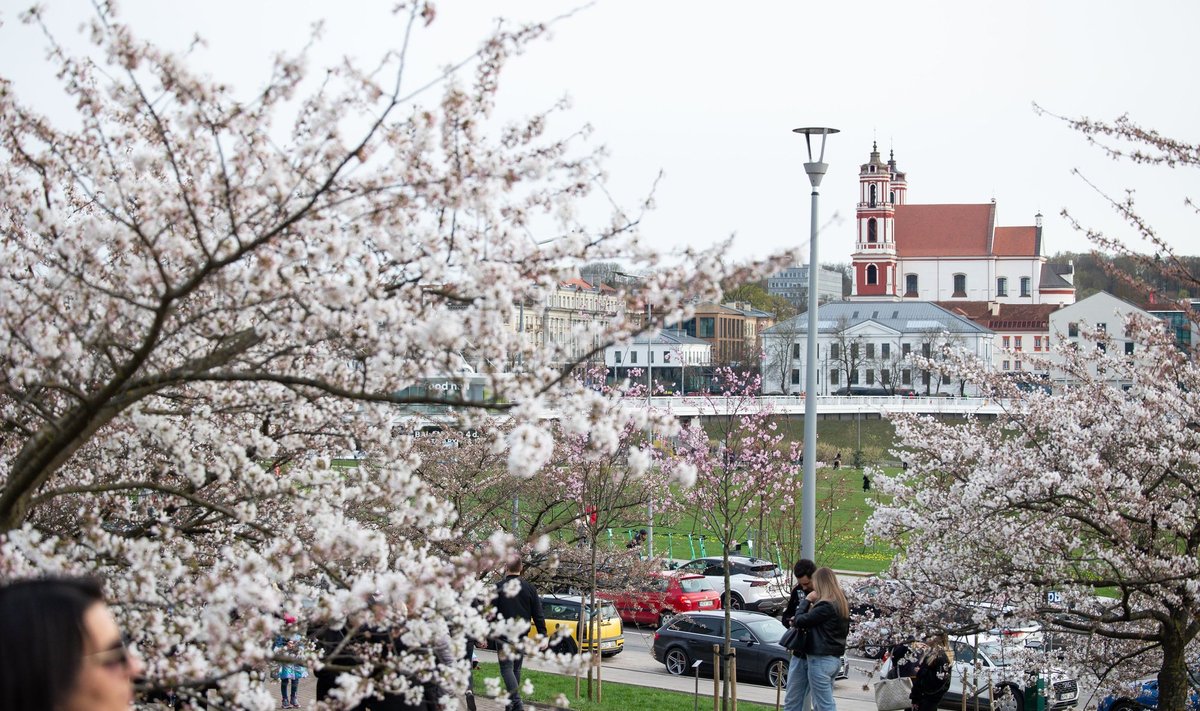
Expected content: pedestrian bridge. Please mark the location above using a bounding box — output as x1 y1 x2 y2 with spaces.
628 395 1012 418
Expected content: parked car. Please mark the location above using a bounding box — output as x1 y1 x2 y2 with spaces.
650 610 848 688
846 577 920 658
881 633 1079 711
675 556 789 614
1097 666 1200 711
599 571 723 628
536 595 625 657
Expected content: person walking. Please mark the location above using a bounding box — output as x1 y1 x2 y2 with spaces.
909 632 952 711
782 567 849 711
492 559 546 711
274 629 307 709
780 559 817 709
0 577 145 711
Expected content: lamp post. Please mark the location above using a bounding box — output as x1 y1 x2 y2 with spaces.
793 126 838 560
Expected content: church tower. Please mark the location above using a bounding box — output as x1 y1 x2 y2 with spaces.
851 143 903 298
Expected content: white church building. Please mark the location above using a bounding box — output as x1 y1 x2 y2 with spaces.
847 143 1076 306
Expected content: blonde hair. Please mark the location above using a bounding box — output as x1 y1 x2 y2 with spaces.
812 567 849 618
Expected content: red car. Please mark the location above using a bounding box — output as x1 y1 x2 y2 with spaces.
601 572 723 628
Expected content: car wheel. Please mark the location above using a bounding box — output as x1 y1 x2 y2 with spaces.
657 611 672 629
767 659 789 689
862 644 883 659
993 683 1024 711
665 646 690 676
725 593 745 610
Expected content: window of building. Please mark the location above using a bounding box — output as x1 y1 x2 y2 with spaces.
650 351 655 363
1034 336 1042 351
996 277 1008 297
850 369 859 385
882 343 891 359
952 273 967 297
791 369 800 385
1098 342 1107 353
868 218 878 243
663 350 671 362
881 370 891 384
905 274 918 296
793 343 800 359
615 352 622 364
902 369 912 385
866 370 875 385
1068 322 1078 337
830 369 839 385
1097 323 1107 333
869 183 877 207
699 317 715 338
866 343 876 359
630 351 637 364
1014 336 1023 351
1015 360 1022 371
942 373 951 385
1002 336 1010 349
851 343 859 359
902 343 911 356
922 343 932 358
890 190 895 204
866 264 878 285
830 343 841 360
1125 342 1135 356
1020 277 1031 297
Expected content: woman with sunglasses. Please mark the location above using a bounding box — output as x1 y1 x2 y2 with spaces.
0 577 144 711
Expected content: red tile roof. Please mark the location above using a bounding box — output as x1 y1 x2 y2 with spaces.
993 226 1038 256
894 204 995 257
935 301 1063 331
560 277 595 290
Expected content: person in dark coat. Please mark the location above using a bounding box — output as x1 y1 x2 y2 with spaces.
493 559 546 711
909 633 952 711
780 558 817 629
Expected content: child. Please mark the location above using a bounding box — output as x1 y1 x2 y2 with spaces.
275 627 308 709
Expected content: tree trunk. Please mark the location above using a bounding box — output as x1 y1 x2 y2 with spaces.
1157 619 1193 711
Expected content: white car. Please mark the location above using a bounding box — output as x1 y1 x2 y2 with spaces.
882 633 1078 711
676 556 789 615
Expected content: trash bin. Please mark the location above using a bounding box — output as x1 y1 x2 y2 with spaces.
1023 674 1047 711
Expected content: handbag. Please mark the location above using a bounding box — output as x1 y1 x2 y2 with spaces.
874 676 913 711
779 626 802 651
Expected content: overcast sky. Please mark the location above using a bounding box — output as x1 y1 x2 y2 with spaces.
3 0 1197 268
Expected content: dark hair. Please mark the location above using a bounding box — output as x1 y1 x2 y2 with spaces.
505 558 524 575
0 577 105 711
793 558 817 579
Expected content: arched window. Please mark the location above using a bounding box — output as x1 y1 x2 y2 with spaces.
866 264 878 285
869 184 877 207
867 218 878 243
953 273 967 297
905 274 918 296
996 277 1008 297
889 190 895 204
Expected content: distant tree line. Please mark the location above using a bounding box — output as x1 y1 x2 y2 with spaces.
1055 251 1200 303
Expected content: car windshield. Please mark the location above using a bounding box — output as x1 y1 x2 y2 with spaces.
976 641 1011 666
680 578 713 593
745 616 788 643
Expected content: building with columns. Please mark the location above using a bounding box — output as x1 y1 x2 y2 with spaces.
848 143 1075 306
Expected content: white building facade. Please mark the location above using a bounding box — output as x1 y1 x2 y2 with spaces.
767 265 844 306
1047 291 1157 388
761 301 994 396
606 330 712 394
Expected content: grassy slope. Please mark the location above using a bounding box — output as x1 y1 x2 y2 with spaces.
474 662 778 711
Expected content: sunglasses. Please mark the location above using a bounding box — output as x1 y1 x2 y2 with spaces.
87 640 133 670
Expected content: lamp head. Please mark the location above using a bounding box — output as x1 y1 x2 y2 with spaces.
792 127 839 188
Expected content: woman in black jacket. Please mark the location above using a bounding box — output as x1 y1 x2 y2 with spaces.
909 633 952 711
783 567 849 711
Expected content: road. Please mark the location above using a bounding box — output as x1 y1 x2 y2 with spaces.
478 624 884 711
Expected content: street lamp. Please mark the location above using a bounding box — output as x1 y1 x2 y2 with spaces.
793 126 838 561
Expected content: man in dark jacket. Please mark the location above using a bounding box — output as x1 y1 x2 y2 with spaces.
494 559 546 711
781 558 817 629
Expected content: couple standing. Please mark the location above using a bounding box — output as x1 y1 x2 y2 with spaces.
780 560 849 711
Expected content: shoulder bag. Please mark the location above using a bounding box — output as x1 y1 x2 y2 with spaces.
874 676 913 711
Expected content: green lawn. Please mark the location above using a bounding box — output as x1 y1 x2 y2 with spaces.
474 662 779 710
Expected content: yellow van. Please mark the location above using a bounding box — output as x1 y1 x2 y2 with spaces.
536 595 624 656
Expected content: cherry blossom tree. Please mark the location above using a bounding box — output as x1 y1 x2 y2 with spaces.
0 4 776 708
666 368 796 710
